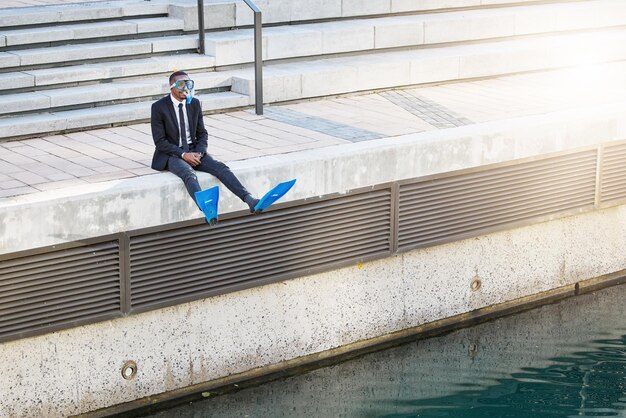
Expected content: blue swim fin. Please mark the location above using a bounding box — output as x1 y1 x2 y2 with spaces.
194 186 219 225
254 179 296 213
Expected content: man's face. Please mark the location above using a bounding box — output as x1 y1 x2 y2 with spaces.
170 74 193 102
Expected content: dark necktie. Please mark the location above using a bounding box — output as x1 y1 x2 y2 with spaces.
178 103 188 150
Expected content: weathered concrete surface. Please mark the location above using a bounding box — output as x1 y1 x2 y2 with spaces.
1 203 625 417
2 101 626 255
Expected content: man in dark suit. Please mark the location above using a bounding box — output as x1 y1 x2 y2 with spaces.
151 70 259 212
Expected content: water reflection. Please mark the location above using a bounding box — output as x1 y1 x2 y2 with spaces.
147 285 626 418
377 335 626 417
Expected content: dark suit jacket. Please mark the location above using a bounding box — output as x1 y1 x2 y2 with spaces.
151 95 208 171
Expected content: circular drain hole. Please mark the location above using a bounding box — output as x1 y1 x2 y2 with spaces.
470 277 482 292
121 360 137 380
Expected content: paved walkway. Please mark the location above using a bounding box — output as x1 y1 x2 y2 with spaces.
1 61 626 200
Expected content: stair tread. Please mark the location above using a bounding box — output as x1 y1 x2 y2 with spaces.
0 91 250 139
0 91 246 120
0 54 215 91
23 54 216 87
0 17 184 47
3 34 197 68
0 71 233 114
0 0 170 29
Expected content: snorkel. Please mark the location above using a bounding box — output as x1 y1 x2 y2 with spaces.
185 88 193 104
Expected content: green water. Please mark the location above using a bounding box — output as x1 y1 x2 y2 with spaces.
148 284 626 417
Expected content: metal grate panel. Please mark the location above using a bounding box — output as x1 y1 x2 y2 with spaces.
601 142 626 203
398 151 598 250
0 241 121 342
129 189 393 311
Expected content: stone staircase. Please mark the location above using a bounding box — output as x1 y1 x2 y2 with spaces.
1 0 625 140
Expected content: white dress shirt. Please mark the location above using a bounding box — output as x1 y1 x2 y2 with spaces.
170 94 191 147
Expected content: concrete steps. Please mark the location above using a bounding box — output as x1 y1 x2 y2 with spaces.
231 26 626 101
1 0 625 141
0 0 170 29
0 54 215 90
1 1 622 90
0 91 248 139
8 0 609 91
0 71 232 116
0 17 184 49
207 0 626 66
4 0 612 72
0 35 198 71
176 0 552 31
3 24 626 140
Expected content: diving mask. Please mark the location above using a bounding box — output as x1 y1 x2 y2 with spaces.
170 79 195 91
170 79 195 104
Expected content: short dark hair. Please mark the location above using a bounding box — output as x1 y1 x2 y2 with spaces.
169 70 188 85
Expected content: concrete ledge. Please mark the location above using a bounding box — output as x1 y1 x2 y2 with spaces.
2 101 626 255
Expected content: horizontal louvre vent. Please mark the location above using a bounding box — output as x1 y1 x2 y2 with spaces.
398 151 597 250
129 190 392 311
601 143 626 203
0 242 121 341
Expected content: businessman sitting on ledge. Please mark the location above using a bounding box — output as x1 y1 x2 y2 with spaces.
150 70 259 212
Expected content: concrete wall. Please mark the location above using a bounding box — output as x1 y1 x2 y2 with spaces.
163 281 626 416
1 203 625 417
2 102 626 416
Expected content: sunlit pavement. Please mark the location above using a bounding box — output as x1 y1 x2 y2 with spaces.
1 61 626 199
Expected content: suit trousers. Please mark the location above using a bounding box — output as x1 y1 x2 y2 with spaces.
167 153 249 204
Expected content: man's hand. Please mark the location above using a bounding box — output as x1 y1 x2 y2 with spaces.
182 152 202 167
